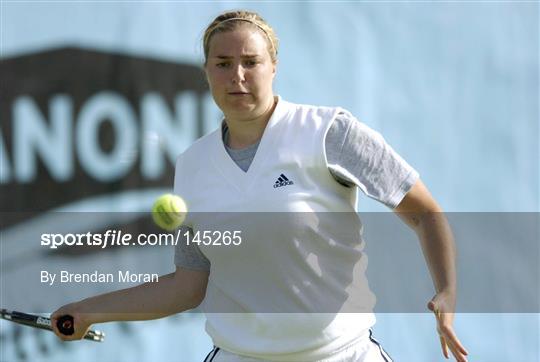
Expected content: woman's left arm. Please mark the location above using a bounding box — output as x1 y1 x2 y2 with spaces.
394 179 469 362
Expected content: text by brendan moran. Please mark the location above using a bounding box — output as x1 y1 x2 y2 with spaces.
41 270 159 285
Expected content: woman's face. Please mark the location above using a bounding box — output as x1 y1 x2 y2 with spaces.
205 25 276 121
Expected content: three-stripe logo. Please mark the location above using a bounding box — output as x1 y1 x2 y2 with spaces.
273 174 294 188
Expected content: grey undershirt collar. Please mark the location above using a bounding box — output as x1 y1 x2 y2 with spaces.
222 124 260 172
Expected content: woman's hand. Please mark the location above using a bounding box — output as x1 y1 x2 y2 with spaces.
428 291 469 362
51 303 93 341
48 268 208 342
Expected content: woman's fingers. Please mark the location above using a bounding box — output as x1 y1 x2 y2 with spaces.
436 312 468 355
429 293 469 361
439 335 449 359
445 328 468 355
50 304 90 341
435 311 469 362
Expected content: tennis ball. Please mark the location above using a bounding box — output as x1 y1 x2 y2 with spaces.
152 194 187 231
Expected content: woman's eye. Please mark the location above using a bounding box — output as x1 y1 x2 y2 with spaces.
216 62 229 68
245 60 258 67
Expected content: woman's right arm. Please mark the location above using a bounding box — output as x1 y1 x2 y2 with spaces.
51 266 209 341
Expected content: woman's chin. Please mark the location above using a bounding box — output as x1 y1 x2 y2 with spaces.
226 101 257 114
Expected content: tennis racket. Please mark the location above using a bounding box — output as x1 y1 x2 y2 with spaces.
0 309 105 342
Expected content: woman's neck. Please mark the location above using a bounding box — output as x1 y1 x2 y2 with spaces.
225 96 277 149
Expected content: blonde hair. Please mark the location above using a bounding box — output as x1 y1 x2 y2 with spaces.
203 10 279 65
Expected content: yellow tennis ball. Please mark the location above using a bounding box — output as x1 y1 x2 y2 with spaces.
152 194 187 231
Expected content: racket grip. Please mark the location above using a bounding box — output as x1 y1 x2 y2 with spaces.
56 315 75 336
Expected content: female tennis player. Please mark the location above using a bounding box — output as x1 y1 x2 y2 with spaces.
52 10 468 362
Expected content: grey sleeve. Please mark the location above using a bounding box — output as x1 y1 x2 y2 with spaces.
326 111 420 209
173 226 211 272
173 154 211 271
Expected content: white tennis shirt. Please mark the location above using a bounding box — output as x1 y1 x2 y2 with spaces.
173 97 418 361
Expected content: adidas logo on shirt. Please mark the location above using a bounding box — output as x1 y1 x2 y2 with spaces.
273 174 294 188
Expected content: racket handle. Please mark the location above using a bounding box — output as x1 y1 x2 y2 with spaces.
56 315 74 336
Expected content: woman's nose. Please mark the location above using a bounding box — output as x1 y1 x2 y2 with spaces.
231 64 246 84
